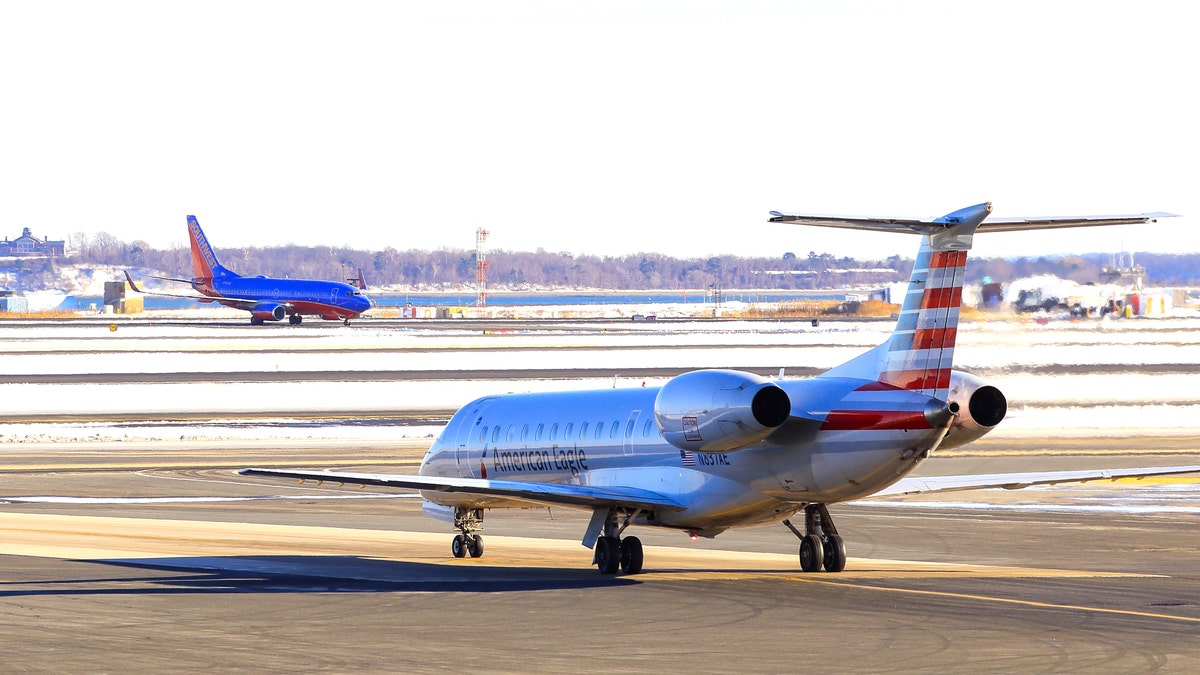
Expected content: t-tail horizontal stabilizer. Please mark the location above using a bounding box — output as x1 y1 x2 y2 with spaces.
769 203 1174 236
772 203 1174 398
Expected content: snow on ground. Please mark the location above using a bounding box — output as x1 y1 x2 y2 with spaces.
2 316 1198 443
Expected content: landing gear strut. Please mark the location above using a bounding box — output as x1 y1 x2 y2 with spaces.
783 503 846 573
451 507 485 559
593 507 644 575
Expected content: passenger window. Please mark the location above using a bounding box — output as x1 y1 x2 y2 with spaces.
595 422 604 440
492 426 501 443
579 422 588 440
610 420 620 439
479 426 489 444
521 424 529 442
506 425 515 442
549 423 558 441
643 419 654 437
535 424 544 441
564 422 573 440
625 420 635 439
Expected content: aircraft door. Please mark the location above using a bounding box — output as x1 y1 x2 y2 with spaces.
454 399 494 478
623 410 641 457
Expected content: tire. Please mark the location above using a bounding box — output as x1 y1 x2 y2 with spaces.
620 536 644 575
451 533 467 558
596 536 620 574
799 534 824 573
822 534 846 573
468 534 485 558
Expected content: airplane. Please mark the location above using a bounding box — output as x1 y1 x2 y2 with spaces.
241 202 1199 575
126 216 373 325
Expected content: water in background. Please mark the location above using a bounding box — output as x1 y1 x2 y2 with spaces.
62 289 858 310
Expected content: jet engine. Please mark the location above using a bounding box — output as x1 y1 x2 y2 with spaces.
250 303 287 322
940 370 1008 449
654 369 791 454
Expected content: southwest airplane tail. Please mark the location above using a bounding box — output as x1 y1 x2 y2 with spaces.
242 202 1196 576
187 215 237 282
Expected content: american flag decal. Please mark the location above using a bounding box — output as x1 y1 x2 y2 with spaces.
680 449 695 466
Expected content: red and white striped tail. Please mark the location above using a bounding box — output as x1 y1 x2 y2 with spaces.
770 202 1167 402
877 244 968 400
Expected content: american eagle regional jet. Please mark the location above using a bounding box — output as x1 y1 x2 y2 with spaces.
242 203 1198 575
127 216 372 325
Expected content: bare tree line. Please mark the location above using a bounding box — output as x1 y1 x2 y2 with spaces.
36 231 1200 291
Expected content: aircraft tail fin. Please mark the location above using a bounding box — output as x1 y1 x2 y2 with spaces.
350 267 367 290
187 216 237 281
770 203 1170 401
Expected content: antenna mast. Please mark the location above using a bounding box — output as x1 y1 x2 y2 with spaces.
475 227 489 307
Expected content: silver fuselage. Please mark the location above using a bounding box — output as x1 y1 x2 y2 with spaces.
419 376 948 536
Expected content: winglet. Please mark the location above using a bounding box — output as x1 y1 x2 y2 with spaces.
123 270 144 294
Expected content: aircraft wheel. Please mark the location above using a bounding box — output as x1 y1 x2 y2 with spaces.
595 536 620 574
468 534 485 558
451 534 468 558
822 534 846 573
289 314 302 325
799 534 824 573
250 317 264 326
619 536 644 575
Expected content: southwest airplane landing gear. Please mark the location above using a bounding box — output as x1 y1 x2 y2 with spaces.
451 507 485 559
593 507 644 575
783 503 846 573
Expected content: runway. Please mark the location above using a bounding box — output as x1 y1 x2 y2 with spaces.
2 318 1200 671
2 438 1199 672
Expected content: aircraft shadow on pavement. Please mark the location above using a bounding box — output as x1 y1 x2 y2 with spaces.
0 556 639 597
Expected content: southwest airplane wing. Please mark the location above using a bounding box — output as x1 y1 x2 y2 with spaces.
125 271 290 310
238 468 686 512
872 465 1200 497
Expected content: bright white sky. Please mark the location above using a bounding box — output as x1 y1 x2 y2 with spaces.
1 1 1194 261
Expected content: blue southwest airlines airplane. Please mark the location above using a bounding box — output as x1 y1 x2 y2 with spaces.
127 216 372 325
242 203 1198 575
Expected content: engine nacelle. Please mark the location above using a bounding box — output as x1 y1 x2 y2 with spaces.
654 369 792 454
250 303 287 322
940 370 1008 449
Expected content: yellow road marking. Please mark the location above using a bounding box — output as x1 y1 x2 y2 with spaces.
784 576 1200 624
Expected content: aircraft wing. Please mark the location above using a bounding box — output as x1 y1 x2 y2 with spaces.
124 272 285 309
870 465 1200 498
238 468 686 512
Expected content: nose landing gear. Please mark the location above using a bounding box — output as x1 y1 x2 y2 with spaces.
784 503 846 573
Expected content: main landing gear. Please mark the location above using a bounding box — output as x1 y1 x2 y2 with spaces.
593 507 644 575
783 503 846 573
450 507 485 559
289 314 302 325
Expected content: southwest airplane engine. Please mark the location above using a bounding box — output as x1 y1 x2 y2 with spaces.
940 370 1008 449
655 369 791 454
250 303 287 322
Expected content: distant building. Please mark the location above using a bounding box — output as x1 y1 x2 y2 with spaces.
0 228 65 257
